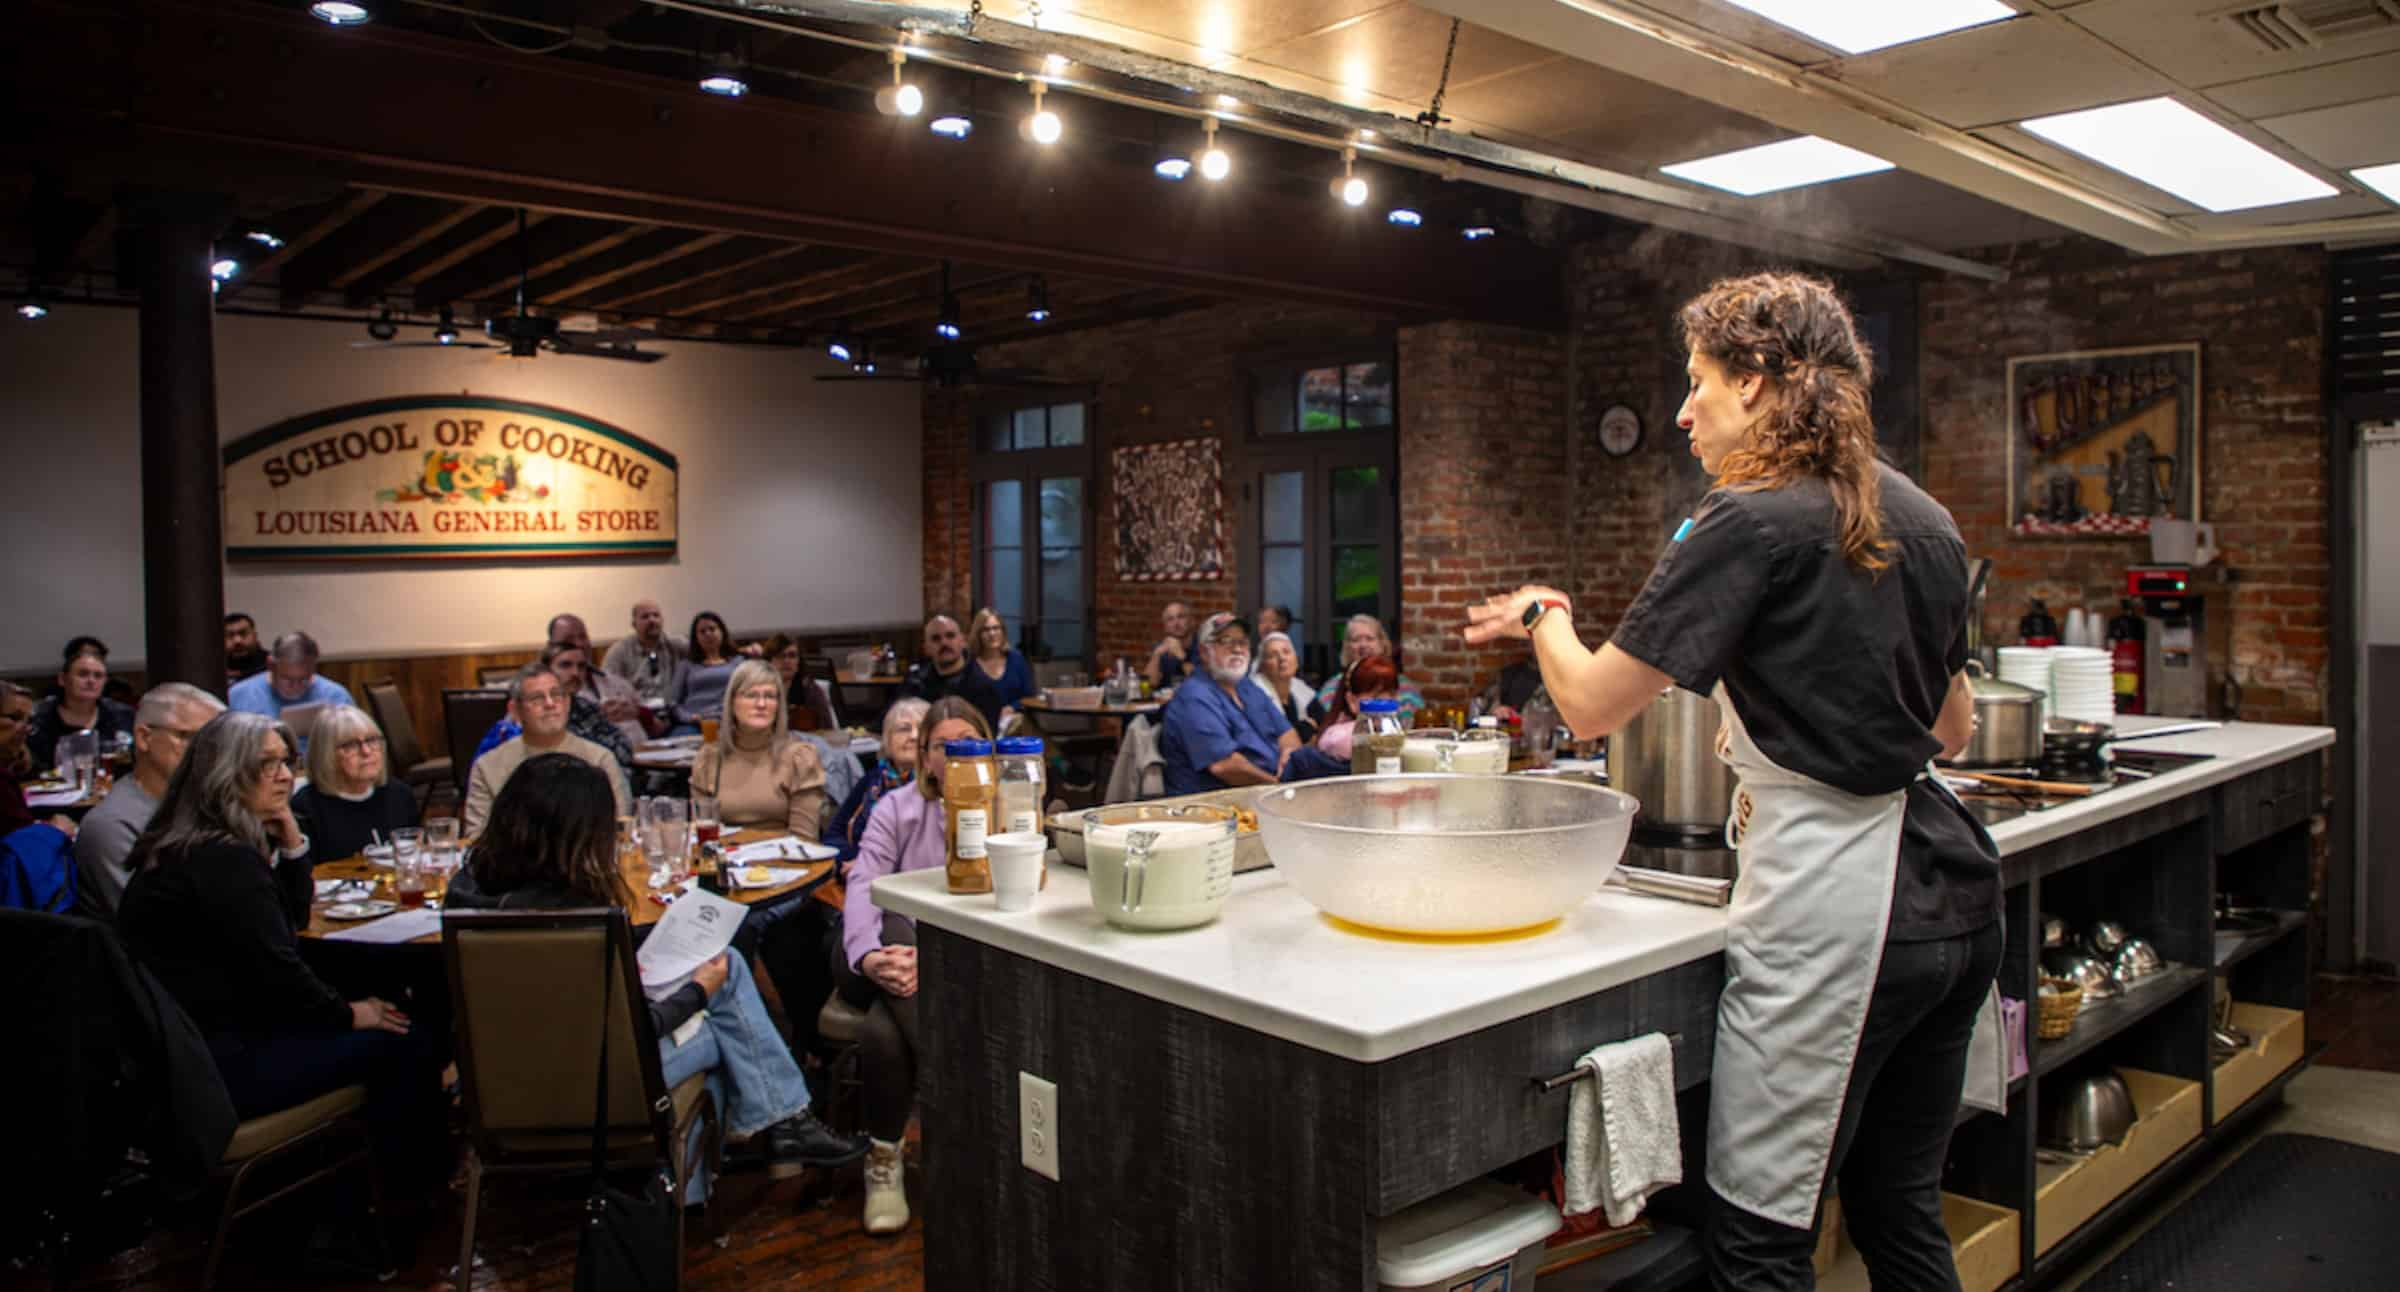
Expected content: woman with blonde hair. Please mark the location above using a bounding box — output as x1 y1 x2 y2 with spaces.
965 607 1035 717
692 658 828 840
839 695 990 1235
1466 271 1995 1289
291 703 419 864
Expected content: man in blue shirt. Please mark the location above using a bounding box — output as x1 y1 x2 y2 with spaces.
226 631 355 747
1158 614 1300 796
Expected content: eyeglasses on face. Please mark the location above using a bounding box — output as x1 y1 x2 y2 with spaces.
337 736 386 755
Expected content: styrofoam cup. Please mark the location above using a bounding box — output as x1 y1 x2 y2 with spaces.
987 832 1047 913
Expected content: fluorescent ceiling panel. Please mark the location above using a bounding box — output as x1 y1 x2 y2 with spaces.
1723 0 2016 55
2021 97 2339 213
2356 163 2400 205
1660 136 1895 196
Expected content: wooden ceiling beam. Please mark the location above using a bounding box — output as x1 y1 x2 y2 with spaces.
709 261 934 323
330 202 484 290
577 240 817 313
450 221 658 307
224 189 383 302
966 289 1218 349
537 230 733 306
392 209 549 290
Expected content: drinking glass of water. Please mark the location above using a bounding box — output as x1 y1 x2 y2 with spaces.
643 798 687 888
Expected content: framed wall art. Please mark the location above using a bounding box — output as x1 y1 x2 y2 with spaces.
1111 436 1226 581
2005 343 2201 537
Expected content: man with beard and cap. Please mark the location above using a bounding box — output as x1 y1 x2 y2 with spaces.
900 612 1004 731
1157 613 1304 796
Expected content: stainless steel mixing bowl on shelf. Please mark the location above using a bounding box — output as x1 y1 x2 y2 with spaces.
1251 774 1638 936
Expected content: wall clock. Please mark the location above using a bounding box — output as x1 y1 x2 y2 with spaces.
1598 403 1643 457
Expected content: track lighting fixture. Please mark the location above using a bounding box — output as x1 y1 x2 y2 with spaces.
698 71 749 97
1461 223 1497 241
930 115 973 138
1155 157 1192 181
1386 199 1424 227
434 305 460 345
1020 81 1062 145
17 300 49 321
1198 117 1231 181
210 257 239 281
309 2 371 26
827 326 856 363
936 297 963 339
1329 148 1368 207
874 48 923 117
1026 277 1051 323
366 307 399 342
244 229 286 250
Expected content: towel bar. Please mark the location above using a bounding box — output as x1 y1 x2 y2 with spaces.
1535 1031 1684 1092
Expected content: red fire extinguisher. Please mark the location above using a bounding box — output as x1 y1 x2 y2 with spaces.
2109 599 2146 715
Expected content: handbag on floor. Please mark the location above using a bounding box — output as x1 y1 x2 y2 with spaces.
574 936 678 1292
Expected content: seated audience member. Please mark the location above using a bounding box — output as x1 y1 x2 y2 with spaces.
693 660 828 840
600 598 688 705
1310 614 1424 726
74 682 225 917
225 612 269 685
1479 653 1546 715
1158 614 1299 795
1313 656 1402 763
291 704 419 865
1246 631 1319 744
965 608 1035 718
552 612 653 745
445 754 868 1196
3 681 79 911
669 611 742 734
841 697 989 1235
464 665 629 835
900 612 1004 729
227 632 356 744
28 641 137 772
1143 600 1195 689
115 711 446 1185
1256 604 1294 641
766 634 842 732
473 641 635 770
826 698 927 862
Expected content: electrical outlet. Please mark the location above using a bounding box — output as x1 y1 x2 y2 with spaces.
1019 1070 1060 1181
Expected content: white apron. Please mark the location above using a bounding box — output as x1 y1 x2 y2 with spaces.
1705 688 2006 1230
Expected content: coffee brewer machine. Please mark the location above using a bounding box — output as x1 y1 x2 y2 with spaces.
2126 566 2236 717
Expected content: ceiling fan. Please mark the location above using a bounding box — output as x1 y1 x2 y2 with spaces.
355 210 666 363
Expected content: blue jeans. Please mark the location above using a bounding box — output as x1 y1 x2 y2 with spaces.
656 954 813 1201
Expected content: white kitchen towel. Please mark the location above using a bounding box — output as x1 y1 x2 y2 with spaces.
1563 1032 1681 1226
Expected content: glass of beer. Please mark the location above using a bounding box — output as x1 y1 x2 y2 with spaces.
691 793 721 850
393 851 428 909
699 716 720 743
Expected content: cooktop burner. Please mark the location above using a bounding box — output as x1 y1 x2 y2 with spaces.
1955 748 2214 827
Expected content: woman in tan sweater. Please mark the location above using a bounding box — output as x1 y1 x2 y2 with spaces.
692 659 828 840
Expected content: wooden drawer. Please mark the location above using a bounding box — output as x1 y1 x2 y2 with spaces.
2214 755 2318 855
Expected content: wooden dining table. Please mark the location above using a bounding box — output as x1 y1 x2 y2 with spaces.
1018 694 1165 720
299 825 835 944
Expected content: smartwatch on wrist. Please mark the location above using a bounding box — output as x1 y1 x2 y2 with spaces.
1521 598 1570 633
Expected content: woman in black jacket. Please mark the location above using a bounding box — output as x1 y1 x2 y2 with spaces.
116 711 444 1183
290 703 419 863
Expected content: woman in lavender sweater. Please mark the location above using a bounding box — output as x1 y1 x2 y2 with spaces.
837 695 990 1236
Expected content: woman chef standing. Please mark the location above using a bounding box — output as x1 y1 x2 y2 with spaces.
1468 273 2004 1290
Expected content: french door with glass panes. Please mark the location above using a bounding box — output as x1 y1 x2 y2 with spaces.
1249 449 1397 681
973 402 1091 662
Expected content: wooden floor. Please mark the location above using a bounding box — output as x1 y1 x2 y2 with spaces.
46 975 2400 1292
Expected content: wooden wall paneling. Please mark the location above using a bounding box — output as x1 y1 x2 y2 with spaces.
320 650 536 758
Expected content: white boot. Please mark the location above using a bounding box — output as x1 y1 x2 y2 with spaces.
862 1138 909 1235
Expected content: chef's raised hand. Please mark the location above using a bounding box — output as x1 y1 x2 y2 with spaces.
1465 586 1572 645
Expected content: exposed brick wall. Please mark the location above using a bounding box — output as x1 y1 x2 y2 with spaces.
1921 240 2329 724
922 388 974 622
1395 321 1571 712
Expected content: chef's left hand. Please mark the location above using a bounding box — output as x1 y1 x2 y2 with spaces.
1465 586 1572 645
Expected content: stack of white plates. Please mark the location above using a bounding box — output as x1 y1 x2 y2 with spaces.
1997 646 2054 701
2048 647 2116 723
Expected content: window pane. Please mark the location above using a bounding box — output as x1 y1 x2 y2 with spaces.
986 549 1026 623
984 479 1023 549
1260 471 1304 544
1049 403 1086 446
1330 466 1382 543
1039 477 1083 549
1299 366 1344 432
1264 544 1305 646
982 414 1012 452
1041 547 1083 620
1038 620 1083 661
1345 361 1394 429
1012 407 1047 450
1332 544 1381 619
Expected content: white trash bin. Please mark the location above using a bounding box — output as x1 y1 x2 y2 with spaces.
1377 1178 1563 1292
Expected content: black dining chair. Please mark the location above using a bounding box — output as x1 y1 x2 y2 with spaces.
440 688 511 791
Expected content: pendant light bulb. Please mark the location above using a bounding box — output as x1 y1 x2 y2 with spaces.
1020 82 1062 145
1329 148 1368 207
874 48 924 116
1026 276 1051 323
1198 117 1231 181
309 2 372 25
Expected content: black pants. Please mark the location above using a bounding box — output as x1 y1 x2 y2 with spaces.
1709 917 2004 1292
831 912 920 1143
207 1024 449 1189
754 900 839 1058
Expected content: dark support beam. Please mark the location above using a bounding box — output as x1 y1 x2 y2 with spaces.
394 210 551 295
681 257 921 322
414 215 620 310
274 194 462 308
331 203 484 292
537 230 733 306
965 289 1216 349
578 240 816 313
132 197 225 691
453 222 657 307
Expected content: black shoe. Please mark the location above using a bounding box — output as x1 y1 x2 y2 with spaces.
764 1110 870 1177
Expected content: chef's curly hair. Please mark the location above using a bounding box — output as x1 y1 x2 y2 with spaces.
1678 272 1890 572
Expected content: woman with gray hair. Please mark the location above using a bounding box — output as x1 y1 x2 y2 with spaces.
116 711 446 1182
291 703 420 864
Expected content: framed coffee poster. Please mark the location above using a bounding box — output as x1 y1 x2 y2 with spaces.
2005 343 2201 537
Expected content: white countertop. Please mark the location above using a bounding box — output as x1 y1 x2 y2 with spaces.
875 718 2331 1064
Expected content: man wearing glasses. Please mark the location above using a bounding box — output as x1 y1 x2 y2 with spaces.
464 665 630 835
73 683 225 917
